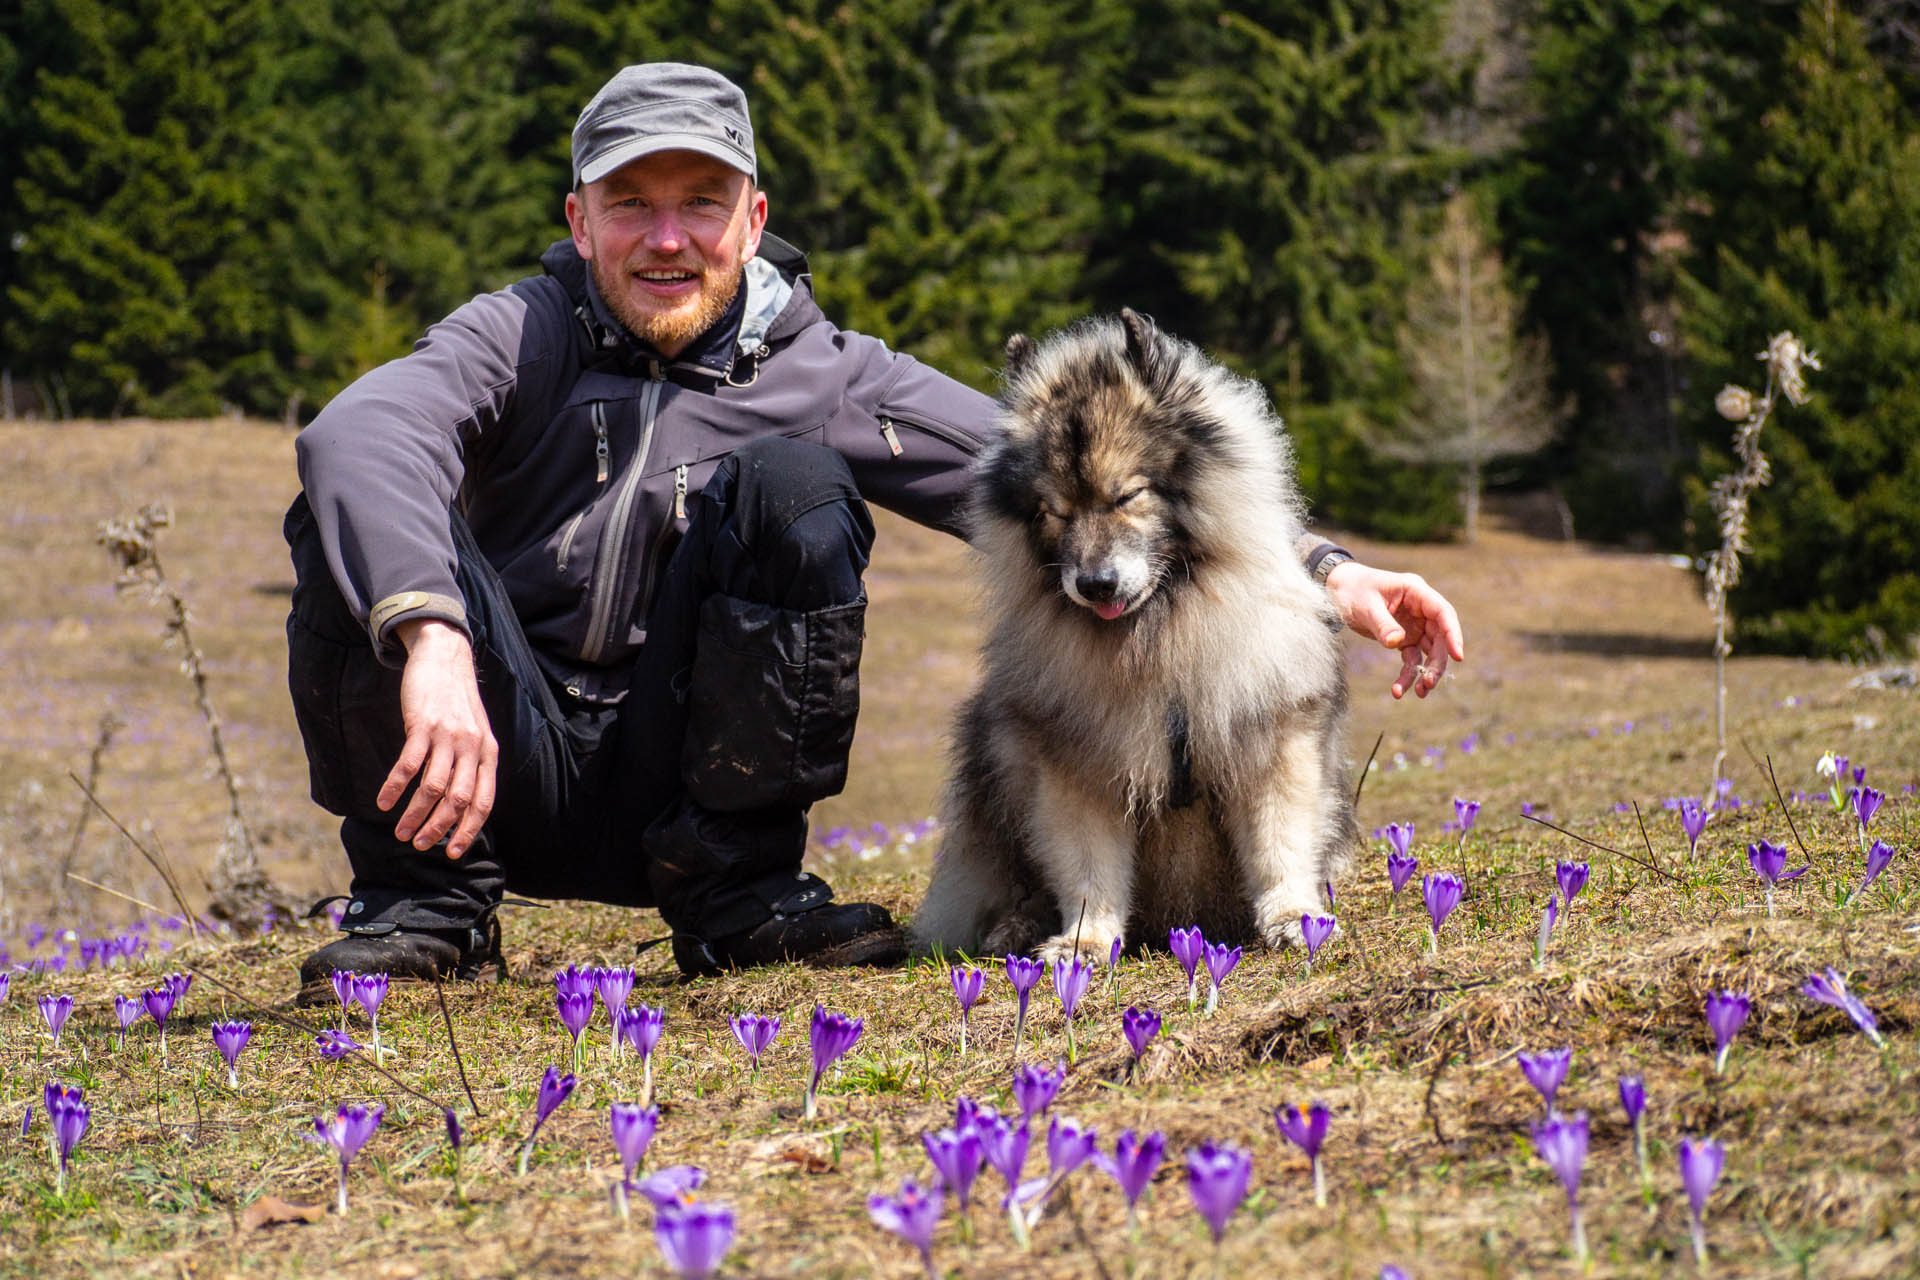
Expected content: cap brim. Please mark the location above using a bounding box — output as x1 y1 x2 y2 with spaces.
577 134 755 186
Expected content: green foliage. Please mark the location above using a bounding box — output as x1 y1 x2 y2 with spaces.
1680 4 1920 658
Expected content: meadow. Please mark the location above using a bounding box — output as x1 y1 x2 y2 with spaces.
0 419 1914 1278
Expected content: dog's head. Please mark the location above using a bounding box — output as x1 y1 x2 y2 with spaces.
978 309 1257 623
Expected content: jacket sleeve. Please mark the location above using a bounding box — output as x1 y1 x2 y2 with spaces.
294 279 567 665
823 332 999 540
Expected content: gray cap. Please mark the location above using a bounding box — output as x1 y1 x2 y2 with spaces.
571 63 756 187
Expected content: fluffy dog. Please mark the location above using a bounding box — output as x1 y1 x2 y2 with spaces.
911 309 1357 963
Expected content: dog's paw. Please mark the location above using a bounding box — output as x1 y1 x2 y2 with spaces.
1257 908 1337 951
1035 931 1121 969
982 914 1049 958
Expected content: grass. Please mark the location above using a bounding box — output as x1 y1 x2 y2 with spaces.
0 420 1916 1277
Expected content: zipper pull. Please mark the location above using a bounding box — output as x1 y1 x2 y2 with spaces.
592 405 610 483
878 417 903 457
673 464 688 520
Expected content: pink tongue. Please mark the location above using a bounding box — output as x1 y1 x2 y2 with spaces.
1094 601 1127 620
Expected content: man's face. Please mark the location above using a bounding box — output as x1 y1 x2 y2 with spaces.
565 150 768 358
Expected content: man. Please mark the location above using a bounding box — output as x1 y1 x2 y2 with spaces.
287 63 1464 995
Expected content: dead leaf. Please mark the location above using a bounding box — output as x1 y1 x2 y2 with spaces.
240 1196 325 1230
747 1133 837 1175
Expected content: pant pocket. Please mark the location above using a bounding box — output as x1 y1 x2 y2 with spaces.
680 592 865 811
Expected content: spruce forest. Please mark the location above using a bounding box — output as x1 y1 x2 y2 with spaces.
5 0 1920 655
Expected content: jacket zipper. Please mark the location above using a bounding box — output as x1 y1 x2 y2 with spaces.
878 410 978 456
673 464 688 519
878 417 903 456
555 403 610 574
579 380 663 663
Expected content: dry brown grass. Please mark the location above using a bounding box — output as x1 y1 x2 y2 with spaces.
1 420 1916 1278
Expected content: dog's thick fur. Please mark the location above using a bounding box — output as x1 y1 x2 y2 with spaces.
911 310 1358 963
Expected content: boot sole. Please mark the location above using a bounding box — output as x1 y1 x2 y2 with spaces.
799 926 910 970
294 961 504 1008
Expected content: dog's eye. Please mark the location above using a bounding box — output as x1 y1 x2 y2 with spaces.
1115 487 1149 508
1035 505 1067 524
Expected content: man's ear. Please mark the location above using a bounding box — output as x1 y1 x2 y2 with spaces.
740 186 768 264
1004 333 1037 380
566 188 593 261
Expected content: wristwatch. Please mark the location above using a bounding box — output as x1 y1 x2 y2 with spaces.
1307 545 1354 586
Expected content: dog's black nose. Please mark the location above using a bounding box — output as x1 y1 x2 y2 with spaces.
1076 568 1119 602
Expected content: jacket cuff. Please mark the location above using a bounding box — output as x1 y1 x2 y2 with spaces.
368 591 469 667
1299 536 1352 575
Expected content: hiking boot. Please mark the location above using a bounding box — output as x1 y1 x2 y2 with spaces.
296 912 506 1006
671 901 907 977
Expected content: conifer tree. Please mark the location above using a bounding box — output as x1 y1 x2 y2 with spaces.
1679 1 1920 657
1362 194 1564 541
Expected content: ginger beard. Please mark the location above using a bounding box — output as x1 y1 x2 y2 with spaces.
589 233 749 355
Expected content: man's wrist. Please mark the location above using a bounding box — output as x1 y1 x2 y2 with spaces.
395 618 467 654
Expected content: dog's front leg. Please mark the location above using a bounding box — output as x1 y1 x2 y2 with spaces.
1228 728 1337 950
1027 762 1135 966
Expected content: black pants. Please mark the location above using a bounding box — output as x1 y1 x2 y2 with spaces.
285 436 875 945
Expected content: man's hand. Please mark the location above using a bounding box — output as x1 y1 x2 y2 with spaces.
1324 561 1466 700
378 619 498 858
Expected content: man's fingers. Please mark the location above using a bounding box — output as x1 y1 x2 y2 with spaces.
447 744 497 861
1391 645 1422 700
1415 644 1452 698
416 752 480 852
394 741 454 845
376 732 431 813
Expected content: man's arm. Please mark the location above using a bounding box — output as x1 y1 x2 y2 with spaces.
381 620 498 859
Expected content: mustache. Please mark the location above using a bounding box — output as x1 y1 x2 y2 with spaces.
624 256 708 277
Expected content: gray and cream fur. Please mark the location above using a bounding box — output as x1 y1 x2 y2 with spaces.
912 309 1358 963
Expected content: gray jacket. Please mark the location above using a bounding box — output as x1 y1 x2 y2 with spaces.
296 235 994 697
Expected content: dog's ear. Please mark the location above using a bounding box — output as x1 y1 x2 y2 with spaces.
1004 332 1037 379
1120 308 1159 383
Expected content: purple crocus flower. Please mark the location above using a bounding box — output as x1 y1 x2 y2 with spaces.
142 985 177 1056
557 990 594 1070
38 993 73 1048
315 1028 362 1059
805 1005 864 1121
1005 954 1044 1049
1201 942 1241 1016
1453 797 1481 833
1852 784 1883 837
1184 1142 1252 1245
1051 957 1093 1057
1300 914 1336 974
869 1179 944 1280
1422 872 1465 951
950 965 986 1056
1169 926 1206 1010
353 972 389 1060
1679 799 1709 859
1100 1129 1166 1223
1704 991 1751 1073
1678 1136 1726 1267
655 1201 736 1280
595 964 636 1014
553 963 595 1001
1518 1047 1572 1115
1012 1061 1066 1122
211 1020 253 1089
608 1101 659 1218
1274 1101 1331 1206
1852 839 1895 903
1045 1115 1098 1194
730 1013 781 1080
517 1064 578 1175
0 972 8 1002
113 994 143 1048
1747 839 1808 916
314 1102 384 1216
1121 1006 1161 1065
922 1125 985 1212
1531 1112 1590 1264
1386 849 1419 908
618 1004 667 1104
638 1164 707 1209
1555 861 1590 905
976 1111 1032 1215
445 1108 464 1150
163 971 192 1005
1619 1073 1651 1188
329 968 356 1028
46 1083 90 1197
1384 821 1415 859
1800 968 1885 1047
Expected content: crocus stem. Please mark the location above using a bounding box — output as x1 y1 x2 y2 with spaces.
372 1022 383 1064
641 1056 655 1109
959 1013 968 1057
227 1066 239 1090
517 1137 534 1176
804 1077 819 1122
1008 1200 1031 1249
1633 1121 1651 1199
1429 927 1439 955
1690 1214 1708 1271
54 1161 64 1199
1765 886 1774 918
1013 1002 1028 1054
337 1167 349 1216
1187 978 1197 1012
614 1180 630 1224
1312 1157 1326 1208
1570 1200 1588 1266
1714 1046 1728 1074
1066 1019 1077 1064
1204 982 1218 1017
